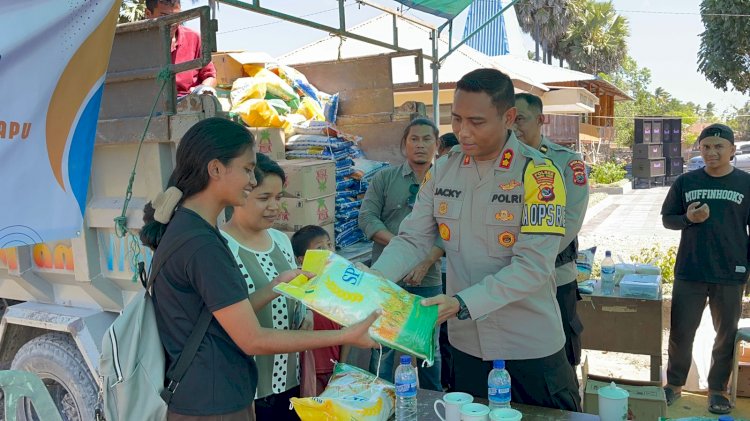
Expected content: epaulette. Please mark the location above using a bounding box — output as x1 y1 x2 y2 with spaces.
518 140 549 166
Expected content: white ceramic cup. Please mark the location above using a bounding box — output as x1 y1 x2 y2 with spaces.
598 381 629 421
489 408 522 421
434 392 474 421
460 402 490 421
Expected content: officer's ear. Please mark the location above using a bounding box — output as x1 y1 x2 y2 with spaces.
502 106 517 128
537 113 545 126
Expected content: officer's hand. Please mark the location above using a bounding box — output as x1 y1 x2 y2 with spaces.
421 294 461 325
686 201 710 223
403 261 430 286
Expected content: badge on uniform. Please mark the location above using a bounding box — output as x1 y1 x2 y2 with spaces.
499 149 513 169
499 180 520 191
498 231 515 247
438 202 448 215
531 169 556 202
462 155 471 167
520 159 566 236
495 209 514 222
568 160 587 186
439 223 451 241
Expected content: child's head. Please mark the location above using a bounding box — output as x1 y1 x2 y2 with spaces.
291 225 332 265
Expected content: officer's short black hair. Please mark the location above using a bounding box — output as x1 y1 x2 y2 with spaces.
146 0 180 12
515 93 543 115
456 69 515 113
291 225 330 258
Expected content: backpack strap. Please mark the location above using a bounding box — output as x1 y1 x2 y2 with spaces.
142 228 222 405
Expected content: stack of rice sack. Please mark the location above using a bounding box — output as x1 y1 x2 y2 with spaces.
285 122 388 249
228 63 339 132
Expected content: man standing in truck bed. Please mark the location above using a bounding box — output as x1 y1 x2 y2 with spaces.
145 0 217 97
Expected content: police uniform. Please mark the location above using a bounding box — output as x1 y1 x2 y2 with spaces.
539 136 590 367
372 132 581 411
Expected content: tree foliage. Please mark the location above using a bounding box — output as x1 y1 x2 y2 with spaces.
514 0 576 64
698 0 750 94
558 0 629 74
119 0 146 23
602 56 703 147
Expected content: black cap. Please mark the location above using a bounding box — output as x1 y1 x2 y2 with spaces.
698 123 734 144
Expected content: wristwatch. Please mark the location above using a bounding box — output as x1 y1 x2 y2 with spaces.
454 295 471 320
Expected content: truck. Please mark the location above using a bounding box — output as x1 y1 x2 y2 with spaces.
0 6 418 419
0 8 223 420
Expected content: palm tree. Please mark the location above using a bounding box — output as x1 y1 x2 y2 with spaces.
558 0 629 74
654 87 672 107
515 0 575 64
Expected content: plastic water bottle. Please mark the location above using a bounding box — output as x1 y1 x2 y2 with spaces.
395 355 418 420
488 360 511 409
601 251 615 296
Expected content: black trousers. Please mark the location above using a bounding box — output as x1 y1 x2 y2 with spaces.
451 347 581 412
440 273 454 390
556 281 584 367
667 280 745 392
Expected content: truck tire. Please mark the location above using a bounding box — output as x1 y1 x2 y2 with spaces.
10 332 98 421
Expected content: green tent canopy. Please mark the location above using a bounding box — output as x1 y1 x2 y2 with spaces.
393 0 474 19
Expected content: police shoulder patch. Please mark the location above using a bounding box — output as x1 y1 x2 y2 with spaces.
568 159 587 186
521 159 566 235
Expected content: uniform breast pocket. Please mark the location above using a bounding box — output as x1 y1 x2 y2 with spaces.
485 204 522 257
434 198 462 252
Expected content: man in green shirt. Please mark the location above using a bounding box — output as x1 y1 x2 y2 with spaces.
358 117 444 391
514 93 589 371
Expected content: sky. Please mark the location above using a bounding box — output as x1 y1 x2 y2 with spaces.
185 0 748 114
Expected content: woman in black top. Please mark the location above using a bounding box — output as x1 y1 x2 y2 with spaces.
141 118 379 420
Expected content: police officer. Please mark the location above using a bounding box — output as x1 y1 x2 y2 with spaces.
370 69 581 411
514 93 590 370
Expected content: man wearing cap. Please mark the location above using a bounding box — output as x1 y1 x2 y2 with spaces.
513 93 589 371
661 124 750 415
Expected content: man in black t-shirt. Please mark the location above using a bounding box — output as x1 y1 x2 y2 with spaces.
661 124 750 415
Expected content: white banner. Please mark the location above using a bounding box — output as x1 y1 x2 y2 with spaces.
0 0 121 246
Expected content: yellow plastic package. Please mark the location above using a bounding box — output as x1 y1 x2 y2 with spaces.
229 77 266 108
296 96 326 122
290 363 395 421
243 64 300 104
232 99 290 131
274 250 437 365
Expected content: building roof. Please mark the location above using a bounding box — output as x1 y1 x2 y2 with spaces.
278 13 548 93
493 55 632 101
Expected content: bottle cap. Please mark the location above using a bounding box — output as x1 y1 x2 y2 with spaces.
400 355 412 365
605 250 612 257
718 416 734 421
493 360 505 369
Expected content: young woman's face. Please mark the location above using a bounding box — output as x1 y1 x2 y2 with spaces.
234 173 284 230
220 148 257 207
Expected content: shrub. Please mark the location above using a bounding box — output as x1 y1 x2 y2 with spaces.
590 161 626 185
629 244 678 283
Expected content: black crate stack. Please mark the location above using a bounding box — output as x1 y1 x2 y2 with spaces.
633 117 683 182
662 118 683 176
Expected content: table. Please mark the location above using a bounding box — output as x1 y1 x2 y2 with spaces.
415 389 600 421
577 286 663 381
